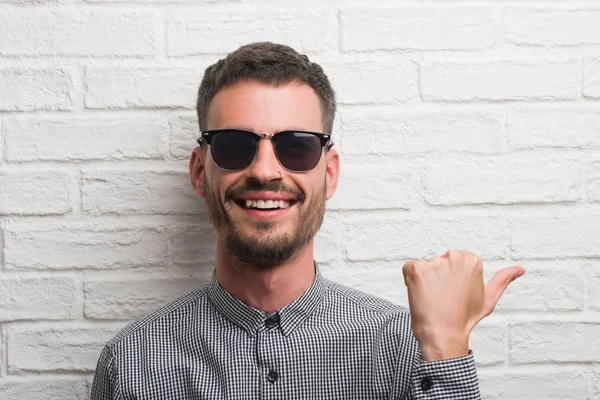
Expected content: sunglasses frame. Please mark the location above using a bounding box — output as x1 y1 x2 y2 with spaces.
197 129 334 172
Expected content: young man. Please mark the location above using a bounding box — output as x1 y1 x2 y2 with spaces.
91 42 524 399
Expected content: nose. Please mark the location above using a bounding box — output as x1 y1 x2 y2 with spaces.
245 138 282 183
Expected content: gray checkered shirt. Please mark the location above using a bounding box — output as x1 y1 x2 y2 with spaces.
91 265 480 399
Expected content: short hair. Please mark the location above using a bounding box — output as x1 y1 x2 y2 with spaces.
196 42 336 134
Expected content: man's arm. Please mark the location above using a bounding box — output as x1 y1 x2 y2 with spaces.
91 344 119 400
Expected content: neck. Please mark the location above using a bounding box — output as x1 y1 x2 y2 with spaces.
214 241 316 314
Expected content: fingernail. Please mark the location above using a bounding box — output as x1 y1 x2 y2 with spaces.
517 268 526 277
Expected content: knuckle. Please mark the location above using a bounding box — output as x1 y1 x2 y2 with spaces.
426 256 443 265
467 252 481 266
446 249 461 260
474 256 483 271
402 261 416 276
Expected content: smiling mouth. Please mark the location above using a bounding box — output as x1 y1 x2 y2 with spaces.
234 199 296 210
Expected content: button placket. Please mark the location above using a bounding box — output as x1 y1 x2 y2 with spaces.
256 316 283 398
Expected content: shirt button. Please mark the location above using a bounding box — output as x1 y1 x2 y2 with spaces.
265 315 279 329
267 370 279 383
421 377 434 391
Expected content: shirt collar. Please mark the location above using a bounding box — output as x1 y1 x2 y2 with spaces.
207 262 327 337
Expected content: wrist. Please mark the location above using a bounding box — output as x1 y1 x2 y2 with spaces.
418 337 469 362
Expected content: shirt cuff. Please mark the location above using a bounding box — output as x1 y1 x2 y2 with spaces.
410 350 480 399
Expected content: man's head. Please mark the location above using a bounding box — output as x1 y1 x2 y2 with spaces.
196 42 336 134
189 42 340 267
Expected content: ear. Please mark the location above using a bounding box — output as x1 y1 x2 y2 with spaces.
325 148 340 200
189 146 207 198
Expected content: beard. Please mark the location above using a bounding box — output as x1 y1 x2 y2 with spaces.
203 173 326 268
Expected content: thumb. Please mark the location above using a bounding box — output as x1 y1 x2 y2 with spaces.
482 266 525 317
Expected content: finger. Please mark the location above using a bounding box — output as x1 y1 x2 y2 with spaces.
426 256 444 264
482 266 525 316
402 260 418 280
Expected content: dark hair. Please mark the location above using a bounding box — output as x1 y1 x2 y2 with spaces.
196 42 336 134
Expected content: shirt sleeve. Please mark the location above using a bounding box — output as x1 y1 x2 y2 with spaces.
90 344 120 400
408 350 480 399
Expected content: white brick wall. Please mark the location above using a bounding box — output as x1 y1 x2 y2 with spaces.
0 1 598 399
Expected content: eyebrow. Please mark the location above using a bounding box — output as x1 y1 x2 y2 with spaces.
218 126 312 134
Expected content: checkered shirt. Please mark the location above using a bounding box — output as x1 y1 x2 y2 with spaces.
91 265 480 399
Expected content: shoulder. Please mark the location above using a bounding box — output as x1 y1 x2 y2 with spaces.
323 278 409 317
103 285 211 350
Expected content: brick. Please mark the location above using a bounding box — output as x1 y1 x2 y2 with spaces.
587 161 600 201
511 214 600 258
345 216 507 261
508 107 600 149
84 0 208 3
0 68 73 111
588 262 600 311
324 62 418 104
167 9 336 56
584 57 600 98
510 321 600 363
593 367 600 399
171 223 216 266
85 67 201 109
470 321 507 366
82 169 206 215
0 325 4 376
422 159 584 205
488 261 584 311
0 169 75 215
4 221 168 270
3 115 165 161
170 114 199 159
505 7 600 46
338 108 503 155
341 7 498 51
0 277 78 321
314 216 342 265
0 10 156 56
403 110 504 154
0 378 88 400
328 156 412 210
420 59 579 101
7 325 122 372
337 107 407 155
479 370 587 399
85 278 204 319
320 261 408 305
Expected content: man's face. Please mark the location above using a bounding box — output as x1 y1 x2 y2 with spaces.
190 79 340 267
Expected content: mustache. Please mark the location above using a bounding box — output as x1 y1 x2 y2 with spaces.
224 180 305 203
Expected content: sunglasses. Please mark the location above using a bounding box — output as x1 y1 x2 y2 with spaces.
197 129 334 172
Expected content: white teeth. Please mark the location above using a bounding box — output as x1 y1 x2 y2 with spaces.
242 200 292 209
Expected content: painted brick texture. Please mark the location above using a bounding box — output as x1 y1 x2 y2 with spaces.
1 1 598 398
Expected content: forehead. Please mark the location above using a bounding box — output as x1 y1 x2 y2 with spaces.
207 79 323 133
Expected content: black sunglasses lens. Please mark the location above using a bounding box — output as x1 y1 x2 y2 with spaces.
275 132 322 172
210 131 256 170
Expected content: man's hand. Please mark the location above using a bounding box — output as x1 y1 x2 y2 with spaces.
402 250 524 362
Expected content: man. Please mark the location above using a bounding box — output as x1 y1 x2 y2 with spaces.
91 42 524 399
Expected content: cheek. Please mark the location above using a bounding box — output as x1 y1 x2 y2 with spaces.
295 173 325 200
216 173 245 201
